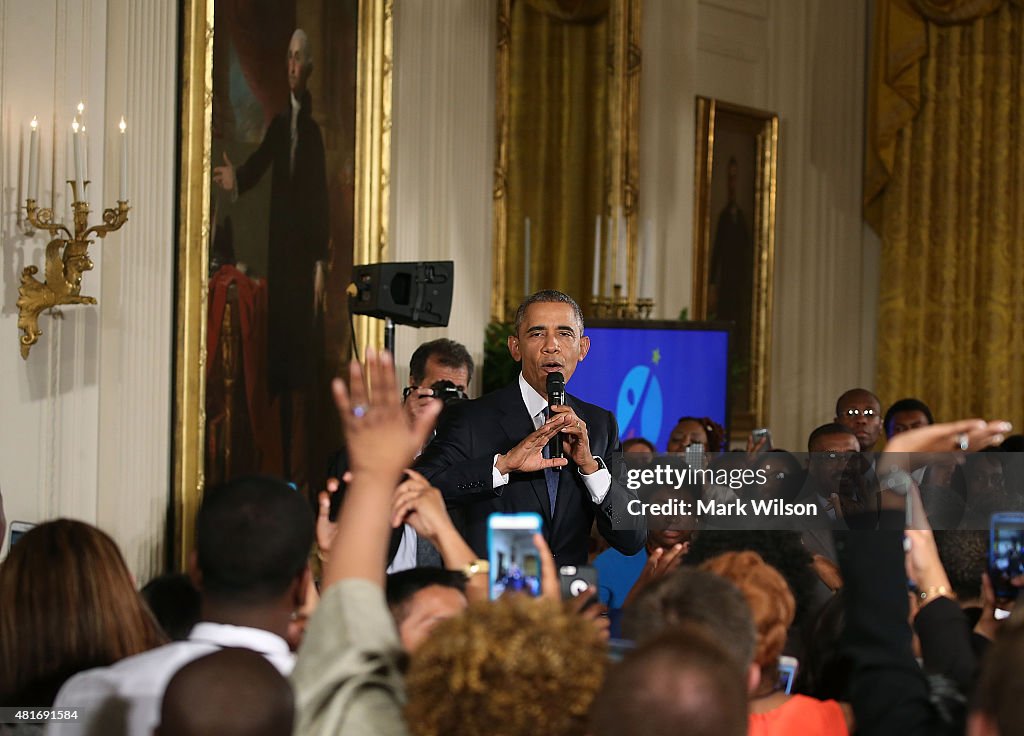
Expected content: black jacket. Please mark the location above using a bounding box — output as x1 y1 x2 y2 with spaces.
415 382 646 566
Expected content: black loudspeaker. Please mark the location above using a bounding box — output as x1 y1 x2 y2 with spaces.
349 261 454 327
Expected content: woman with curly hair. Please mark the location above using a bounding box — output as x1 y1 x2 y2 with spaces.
667 416 726 453
405 595 606 736
0 519 166 707
701 550 851 735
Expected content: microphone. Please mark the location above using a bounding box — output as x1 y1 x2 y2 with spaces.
546 371 566 467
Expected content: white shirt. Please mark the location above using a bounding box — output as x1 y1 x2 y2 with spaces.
386 524 418 574
49 622 293 736
490 374 611 504
289 92 300 174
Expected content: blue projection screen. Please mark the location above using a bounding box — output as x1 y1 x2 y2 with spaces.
568 321 730 451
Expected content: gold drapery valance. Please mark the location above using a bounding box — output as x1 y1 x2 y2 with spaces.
522 0 610 22
875 2 1024 426
864 0 1023 228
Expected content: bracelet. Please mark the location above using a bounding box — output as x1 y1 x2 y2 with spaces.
918 585 953 604
462 559 490 579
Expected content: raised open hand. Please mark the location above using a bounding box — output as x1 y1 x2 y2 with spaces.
332 348 440 478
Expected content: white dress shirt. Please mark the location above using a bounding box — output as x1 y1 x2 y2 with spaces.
490 374 611 504
386 524 418 573
49 623 293 736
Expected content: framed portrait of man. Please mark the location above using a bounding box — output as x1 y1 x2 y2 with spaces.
174 0 392 567
692 97 778 436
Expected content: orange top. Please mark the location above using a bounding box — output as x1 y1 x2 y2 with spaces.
748 695 848 736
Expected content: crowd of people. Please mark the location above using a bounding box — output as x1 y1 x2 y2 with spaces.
1 290 1023 736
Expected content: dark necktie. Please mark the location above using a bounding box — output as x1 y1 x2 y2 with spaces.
541 408 558 514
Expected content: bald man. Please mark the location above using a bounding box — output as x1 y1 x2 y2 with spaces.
835 388 883 452
157 648 294 736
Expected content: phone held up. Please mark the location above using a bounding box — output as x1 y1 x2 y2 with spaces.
9 521 34 548
488 513 543 600
559 564 599 601
751 427 772 450
989 512 1024 601
685 442 705 470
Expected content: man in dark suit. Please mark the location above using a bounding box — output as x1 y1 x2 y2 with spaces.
415 290 646 566
213 28 329 489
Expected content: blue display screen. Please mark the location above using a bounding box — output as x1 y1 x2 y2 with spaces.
568 322 730 450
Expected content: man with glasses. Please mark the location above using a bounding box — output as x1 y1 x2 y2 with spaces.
835 388 884 452
798 423 865 559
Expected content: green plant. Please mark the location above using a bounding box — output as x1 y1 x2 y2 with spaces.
483 321 519 393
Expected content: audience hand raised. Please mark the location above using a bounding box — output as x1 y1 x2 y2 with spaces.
623 543 686 608
332 348 440 478
390 469 451 542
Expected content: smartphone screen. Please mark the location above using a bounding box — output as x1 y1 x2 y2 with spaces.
685 442 705 469
989 513 1024 599
488 512 543 600
777 656 799 694
9 522 34 548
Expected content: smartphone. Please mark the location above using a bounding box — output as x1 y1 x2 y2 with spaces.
777 655 799 694
685 442 705 470
488 512 543 600
989 512 1024 600
9 521 34 548
559 564 599 600
607 638 636 662
752 428 772 450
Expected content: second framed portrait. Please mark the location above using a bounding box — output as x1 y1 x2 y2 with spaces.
692 97 778 435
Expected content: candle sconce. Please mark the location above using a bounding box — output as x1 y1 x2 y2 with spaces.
590 286 655 321
17 182 129 359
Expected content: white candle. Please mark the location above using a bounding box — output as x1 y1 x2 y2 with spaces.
616 207 627 288
640 219 656 300
592 216 602 297
81 125 88 189
28 117 39 201
119 117 127 201
524 216 531 296
605 215 614 295
77 102 87 197
71 118 84 199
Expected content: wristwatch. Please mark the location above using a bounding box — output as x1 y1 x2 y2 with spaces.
881 467 913 497
461 559 490 579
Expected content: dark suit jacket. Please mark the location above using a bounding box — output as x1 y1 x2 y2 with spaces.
235 90 328 391
414 382 646 567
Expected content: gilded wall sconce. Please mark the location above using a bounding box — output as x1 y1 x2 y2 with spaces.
17 113 130 359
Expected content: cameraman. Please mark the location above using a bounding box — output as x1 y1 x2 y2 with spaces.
326 339 474 572
403 339 474 428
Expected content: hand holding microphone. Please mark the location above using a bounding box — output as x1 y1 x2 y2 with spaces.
546 373 600 475
547 372 566 468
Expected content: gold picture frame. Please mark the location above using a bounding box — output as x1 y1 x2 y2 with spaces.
491 0 642 321
172 0 392 569
692 97 778 435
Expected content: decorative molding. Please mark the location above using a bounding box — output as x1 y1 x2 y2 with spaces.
700 0 769 21
697 30 765 64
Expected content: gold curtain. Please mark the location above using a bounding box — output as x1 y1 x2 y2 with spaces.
875 2 1024 425
504 0 609 311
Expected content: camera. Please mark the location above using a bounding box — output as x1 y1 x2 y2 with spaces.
428 379 467 407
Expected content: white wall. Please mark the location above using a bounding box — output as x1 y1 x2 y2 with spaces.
389 0 496 393
0 0 177 576
641 0 876 450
